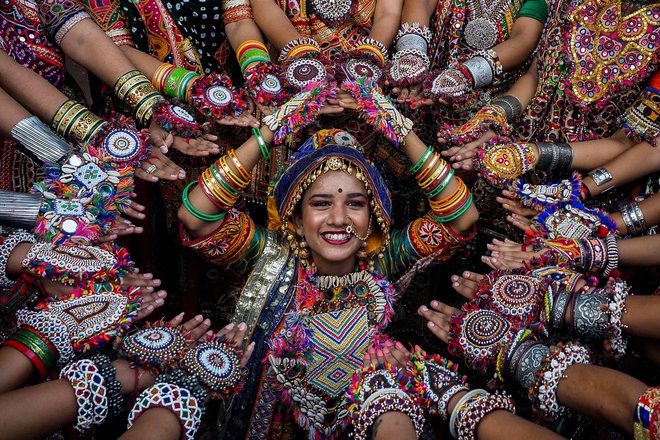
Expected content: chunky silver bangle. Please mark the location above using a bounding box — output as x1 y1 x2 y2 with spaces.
550 286 572 332
622 202 647 235
572 288 609 339
505 338 549 390
11 116 71 163
491 95 522 122
535 142 573 172
587 167 613 187
463 56 493 88
396 33 428 54
0 191 42 230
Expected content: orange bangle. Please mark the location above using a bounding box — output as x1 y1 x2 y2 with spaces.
226 149 252 181
415 153 440 183
419 159 449 190
219 156 250 189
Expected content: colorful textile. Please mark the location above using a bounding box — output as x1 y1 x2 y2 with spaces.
37 0 90 45
78 0 135 46
518 0 660 143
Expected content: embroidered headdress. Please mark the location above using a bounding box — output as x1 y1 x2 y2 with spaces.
270 129 392 256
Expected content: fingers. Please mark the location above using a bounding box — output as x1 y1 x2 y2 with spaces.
481 255 512 270
136 290 167 320
440 146 461 157
496 196 537 218
172 135 220 157
121 203 146 222
176 314 211 341
418 302 458 344
149 125 169 154
383 340 409 369
507 213 533 232
240 342 255 367
122 272 162 289
397 87 410 103
450 271 482 299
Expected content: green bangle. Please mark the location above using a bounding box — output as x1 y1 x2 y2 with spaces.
240 54 270 74
426 168 455 199
253 127 270 161
432 193 473 223
210 163 241 196
410 145 434 174
9 329 57 372
182 182 227 222
178 72 199 101
164 68 189 98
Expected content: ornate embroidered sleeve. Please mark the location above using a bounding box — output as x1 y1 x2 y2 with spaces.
77 0 136 47
622 70 660 147
180 208 267 276
377 213 475 278
37 0 91 46
222 0 254 25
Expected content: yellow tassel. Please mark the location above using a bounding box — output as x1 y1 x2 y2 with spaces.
267 195 282 231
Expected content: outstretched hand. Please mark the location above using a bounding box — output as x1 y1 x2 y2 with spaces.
418 301 461 344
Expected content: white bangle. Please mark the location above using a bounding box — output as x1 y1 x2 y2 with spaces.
449 388 488 438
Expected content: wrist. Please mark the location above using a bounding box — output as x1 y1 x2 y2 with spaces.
7 242 32 278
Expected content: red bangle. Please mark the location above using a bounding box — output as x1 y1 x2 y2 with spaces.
3 339 48 381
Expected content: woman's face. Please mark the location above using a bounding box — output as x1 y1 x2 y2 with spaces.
294 170 371 275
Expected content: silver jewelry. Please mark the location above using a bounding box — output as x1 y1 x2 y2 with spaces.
535 143 573 172
0 230 36 289
145 164 157 174
572 289 609 340
513 341 549 390
463 56 493 89
11 116 70 163
550 285 572 332
587 167 613 187
463 0 511 50
0 191 42 230
490 95 522 122
621 202 647 235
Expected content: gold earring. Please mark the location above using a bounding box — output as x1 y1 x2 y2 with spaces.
297 238 310 259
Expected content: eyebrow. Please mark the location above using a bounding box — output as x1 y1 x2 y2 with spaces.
308 193 368 199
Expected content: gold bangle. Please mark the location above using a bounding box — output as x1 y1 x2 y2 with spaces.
226 149 252 181
151 63 175 91
415 153 440 183
135 94 164 126
419 159 449 190
114 70 143 97
219 156 250 189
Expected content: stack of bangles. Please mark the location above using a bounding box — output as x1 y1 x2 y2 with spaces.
50 100 106 144
151 63 201 103
411 147 472 222
278 38 321 61
183 150 252 221
4 326 59 381
236 40 270 75
114 70 165 125
253 127 270 161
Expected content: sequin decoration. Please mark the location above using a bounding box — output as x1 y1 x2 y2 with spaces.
286 58 327 89
181 337 243 397
569 1 660 103
477 142 534 188
23 242 117 282
118 320 187 371
102 128 142 163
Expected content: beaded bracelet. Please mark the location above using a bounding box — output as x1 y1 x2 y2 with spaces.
89 354 123 417
408 351 469 420
244 62 290 107
514 172 583 211
603 234 619 277
530 342 590 421
355 390 425 440
60 359 109 431
182 182 227 222
180 334 245 398
622 82 660 147
127 381 203 440
278 38 321 61
0 231 35 289
633 386 660 440
448 388 488 438
455 391 516 440
16 309 73 366
189 72 248 120
117 319 188 373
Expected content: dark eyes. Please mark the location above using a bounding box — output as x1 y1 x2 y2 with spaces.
310 200 366 208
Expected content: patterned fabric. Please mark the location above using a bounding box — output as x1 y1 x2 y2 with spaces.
421 0 530 130
518 0 660 143
78 0 135 46
37 0 90 45
273 0 376 62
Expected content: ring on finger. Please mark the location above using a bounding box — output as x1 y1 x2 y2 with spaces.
145 164 157 174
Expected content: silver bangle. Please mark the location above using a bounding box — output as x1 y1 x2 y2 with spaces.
463 56 493 89
0 191 42 230
511 340 549 390
11 116 71 163
536 142 573 172
491 95 522 122
396 33 428 54
588 167 613 187
555 143 573 173
572 288 609 340
622 202 647 235
551 286 572 331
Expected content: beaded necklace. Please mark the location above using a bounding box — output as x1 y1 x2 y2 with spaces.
266 260 396 438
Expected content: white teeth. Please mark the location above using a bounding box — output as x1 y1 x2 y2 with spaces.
323 233 351 241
